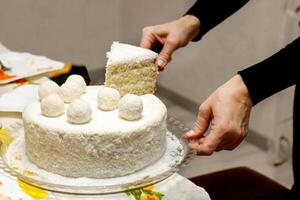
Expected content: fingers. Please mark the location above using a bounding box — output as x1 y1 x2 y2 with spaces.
183 103 212 140
215 138 237 152
140 26 173 70
188 123 247 155
140 27 157 50
141 24 181 69
156 38 178 69
188 128 222 155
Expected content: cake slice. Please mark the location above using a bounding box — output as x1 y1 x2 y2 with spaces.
105 42 158 96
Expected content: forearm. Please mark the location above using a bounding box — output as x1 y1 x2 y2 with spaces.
238 37 300 105
186 0 250 40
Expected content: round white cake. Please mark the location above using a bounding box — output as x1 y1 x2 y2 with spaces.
23 86 167 178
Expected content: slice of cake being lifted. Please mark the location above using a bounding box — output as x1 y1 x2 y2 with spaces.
105 42 158 96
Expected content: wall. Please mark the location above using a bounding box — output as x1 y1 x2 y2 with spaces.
0 0 120 72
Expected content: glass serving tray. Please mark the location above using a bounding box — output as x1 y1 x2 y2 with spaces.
0 116 196 195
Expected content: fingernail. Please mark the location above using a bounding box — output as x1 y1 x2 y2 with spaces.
156 59 166 68
158 66 165 71
183 130 194 138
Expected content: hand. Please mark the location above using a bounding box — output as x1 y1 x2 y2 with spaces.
140 15 200 70
183 75 253 155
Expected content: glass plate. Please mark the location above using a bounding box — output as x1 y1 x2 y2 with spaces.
0 116 196 195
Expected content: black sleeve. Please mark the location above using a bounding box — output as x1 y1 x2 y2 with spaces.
185 0 250 41
238 37 300 105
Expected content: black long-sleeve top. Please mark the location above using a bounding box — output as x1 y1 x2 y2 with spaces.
186 0 300 105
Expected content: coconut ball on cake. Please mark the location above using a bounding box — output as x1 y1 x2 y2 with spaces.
66 75 86 93
118 93 143 120
40 94 65 117
61 82 83 103
97 86 120 111
67 99 92 124
61 75 86 103
39 80 62 100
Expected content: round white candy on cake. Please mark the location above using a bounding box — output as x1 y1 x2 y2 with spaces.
38 80 62 100
40 94 65 117
97 86 120 111
61 75 86 103
67 99 92 124
118 93 143 120
66 75 86 93
61 81 84 103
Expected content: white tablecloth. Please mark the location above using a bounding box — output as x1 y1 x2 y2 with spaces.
0 169 210 200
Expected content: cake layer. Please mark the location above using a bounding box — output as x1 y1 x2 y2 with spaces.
23 86 167 178
106 42 157 65
105 42 159 96
105 59 158 95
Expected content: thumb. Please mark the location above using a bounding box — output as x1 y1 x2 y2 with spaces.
156 39 178 69
183 103 212 139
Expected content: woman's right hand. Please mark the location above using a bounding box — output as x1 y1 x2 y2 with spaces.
140 15 200 70
183 75 253 155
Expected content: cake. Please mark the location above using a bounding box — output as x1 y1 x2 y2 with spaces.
23 86 167 178
105 42 159 96
23 42 167 178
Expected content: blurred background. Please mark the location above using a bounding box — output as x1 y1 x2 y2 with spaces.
1 0 299 189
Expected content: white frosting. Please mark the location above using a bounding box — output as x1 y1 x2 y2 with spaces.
97 87 120 111
118 94 143 120
67 99 92 124
106 42 157 65
7 131 184 187
61 81 84 103
66 75 86 92
40 94 64 117
23 86 167 178
38 80 62 100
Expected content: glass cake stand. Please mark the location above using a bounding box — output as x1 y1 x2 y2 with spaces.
0 116 196 195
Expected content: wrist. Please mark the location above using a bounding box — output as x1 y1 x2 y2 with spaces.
230 75 253 106
180 15 200 40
